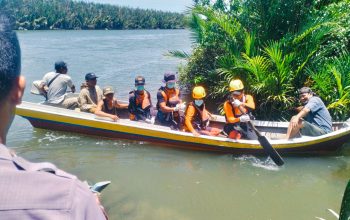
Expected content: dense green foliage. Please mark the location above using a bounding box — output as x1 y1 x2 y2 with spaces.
177 0 350 120
0 0 185 30
340 180 350 219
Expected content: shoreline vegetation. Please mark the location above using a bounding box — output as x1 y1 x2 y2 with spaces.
0 0 185 30
176 0 350 121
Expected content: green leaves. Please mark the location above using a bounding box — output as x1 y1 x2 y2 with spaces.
310 53 350 121
2 0 185 30
180 0 350 120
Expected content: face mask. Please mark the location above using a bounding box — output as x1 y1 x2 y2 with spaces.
167 82 175 89
194 100 204 106
136 85 144 91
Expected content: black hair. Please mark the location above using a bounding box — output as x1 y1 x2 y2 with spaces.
54 61 67 72
0 12 21 102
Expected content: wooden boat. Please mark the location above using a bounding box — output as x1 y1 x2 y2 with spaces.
15 101 350 155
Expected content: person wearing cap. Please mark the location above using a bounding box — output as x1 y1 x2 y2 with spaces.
155 72 185 129
286 87 332 139
0 13 108 219
223 79 255 139
40 60 78 109
184 86 221 136
94 86 128 121
128 76 153 122
78 73 103 113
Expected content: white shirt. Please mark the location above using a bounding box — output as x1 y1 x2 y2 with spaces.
42 71 73 104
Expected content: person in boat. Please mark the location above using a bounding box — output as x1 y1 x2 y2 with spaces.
95 86 128 121
155 72 186 130
184 86 221 136
128 76 154 123
0 13 108 219
39 61 78 109
223 79 256 139
286 87 332 139
78 72 103 113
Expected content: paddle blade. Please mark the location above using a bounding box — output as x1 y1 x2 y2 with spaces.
258 136 284 166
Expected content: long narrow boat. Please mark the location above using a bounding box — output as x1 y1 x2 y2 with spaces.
16 101 350 155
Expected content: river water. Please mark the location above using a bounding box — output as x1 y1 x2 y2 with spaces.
6 29 350 220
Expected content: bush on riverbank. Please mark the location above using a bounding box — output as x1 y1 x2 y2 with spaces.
0 0 185 30
178 0 350 121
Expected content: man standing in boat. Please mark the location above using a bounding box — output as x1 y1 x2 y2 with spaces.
0 13 107 219
128 76 154 123
40 60 78 109
286 87 332 139
155 72 186 130
78 72 103 113
223 79 256 139
95 86 128 121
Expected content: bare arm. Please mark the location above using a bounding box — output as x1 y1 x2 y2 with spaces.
115 100 128 109
95 100 118 121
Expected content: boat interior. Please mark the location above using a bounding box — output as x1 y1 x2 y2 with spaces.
20 99 350 142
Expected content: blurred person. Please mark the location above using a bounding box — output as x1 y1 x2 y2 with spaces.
0 13 108 219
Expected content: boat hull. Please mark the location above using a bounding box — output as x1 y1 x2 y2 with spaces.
16 102 350 155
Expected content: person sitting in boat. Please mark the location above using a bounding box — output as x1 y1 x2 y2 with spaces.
286 87 332 139
78 73 103 113
128 76 154 123
95 86 128 121
155 72 186 130
223 79 255 139
184 86 221 136
39 61 78 109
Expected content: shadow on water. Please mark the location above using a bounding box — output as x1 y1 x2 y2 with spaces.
331 142 350 181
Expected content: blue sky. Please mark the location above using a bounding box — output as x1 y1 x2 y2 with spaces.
83 0 194 12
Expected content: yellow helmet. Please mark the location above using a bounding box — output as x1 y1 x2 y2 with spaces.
192 86 206 99
229 79 244 91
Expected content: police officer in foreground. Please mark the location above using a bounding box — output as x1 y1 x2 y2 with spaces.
0 13 108 219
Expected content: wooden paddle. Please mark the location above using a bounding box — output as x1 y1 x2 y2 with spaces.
237 104 284 166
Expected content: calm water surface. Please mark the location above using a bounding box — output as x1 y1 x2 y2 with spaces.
7 30 350 220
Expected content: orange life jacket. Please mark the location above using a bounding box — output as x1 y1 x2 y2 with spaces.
157 87 180 109
132 90 151 109
129 90 151 120
224 95 252 124
185 102 210 130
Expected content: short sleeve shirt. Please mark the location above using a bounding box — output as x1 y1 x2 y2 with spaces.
42 72 73 104
304 96 333 133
